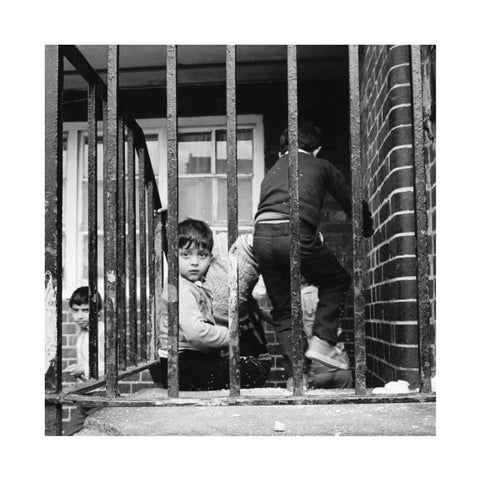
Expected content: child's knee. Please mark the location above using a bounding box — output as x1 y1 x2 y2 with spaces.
333 369 353 388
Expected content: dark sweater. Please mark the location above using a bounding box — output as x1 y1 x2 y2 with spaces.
255 152 351 231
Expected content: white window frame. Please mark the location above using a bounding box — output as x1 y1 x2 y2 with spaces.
62 114 264 296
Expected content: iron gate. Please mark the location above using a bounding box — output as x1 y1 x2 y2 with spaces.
45 44 434 435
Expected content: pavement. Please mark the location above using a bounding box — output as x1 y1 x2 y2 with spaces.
77 387 435 436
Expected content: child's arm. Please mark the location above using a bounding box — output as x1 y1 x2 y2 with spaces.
324 160 374 238
180 284 229 350
324 161 352 216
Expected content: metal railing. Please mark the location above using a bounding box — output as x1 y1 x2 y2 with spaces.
45 45 166 434
45 44 435 435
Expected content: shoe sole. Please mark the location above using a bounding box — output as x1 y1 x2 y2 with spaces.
305 349 349 370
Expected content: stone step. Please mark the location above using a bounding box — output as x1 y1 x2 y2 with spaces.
77 388 435 436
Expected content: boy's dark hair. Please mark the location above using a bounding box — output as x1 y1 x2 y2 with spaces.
279 122 324 154
69 286 103 311
178 218 214 252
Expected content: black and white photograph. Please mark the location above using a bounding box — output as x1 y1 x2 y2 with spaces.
3 1 480 478
44 43 436 436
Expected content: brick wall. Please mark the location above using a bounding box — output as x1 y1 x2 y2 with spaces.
359 45 420 387
421 45 436 372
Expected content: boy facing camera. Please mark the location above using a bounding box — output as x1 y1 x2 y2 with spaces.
63 287 104 435
157 218 268 390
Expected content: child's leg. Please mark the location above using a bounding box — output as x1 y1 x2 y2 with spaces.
239 327 272 387
253 225 297 374
331 369 353 388
300 233 351 345
166 350 270 390
179 350 230 390
307 371 335 389
253 226 291 329
239 355 270 388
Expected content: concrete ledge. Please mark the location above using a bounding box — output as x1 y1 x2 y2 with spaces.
77 388 436 436
63 386 435 408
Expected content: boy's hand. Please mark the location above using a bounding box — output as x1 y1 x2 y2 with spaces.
63 363 85 378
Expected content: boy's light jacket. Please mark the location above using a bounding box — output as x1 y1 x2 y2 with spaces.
158 276 229 356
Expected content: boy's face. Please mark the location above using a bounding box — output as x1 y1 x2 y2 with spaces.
71 303 90 330
179 245 212 282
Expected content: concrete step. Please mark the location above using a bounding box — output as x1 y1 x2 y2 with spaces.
77 387 435 436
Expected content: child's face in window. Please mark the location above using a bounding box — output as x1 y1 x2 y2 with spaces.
179 246 212 282
71 303 90 330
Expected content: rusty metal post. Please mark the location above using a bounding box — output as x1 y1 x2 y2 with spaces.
154 211 165 356
287 45 303 396
226 45 240 396
147 181 155 360
349 45 367 395
45 45 63 435
166 45 179 397
138 144 147 362
104 45 119 397
102 97 108 372
127 126 138 366
87 79 99 379
410 45 432 393
117 113 127 371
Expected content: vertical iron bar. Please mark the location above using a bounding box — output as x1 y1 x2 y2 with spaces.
117 113 127 371
154 211 165 356
138 144 147 362
102 97 108 371
45 45 63 435
104 45 119 397
349 45 367 395
410 45 432 393
287 45 303 396
167 44 179 397
226 45 240 396
147 181 155 360
87 80 99 379
127 126 137 366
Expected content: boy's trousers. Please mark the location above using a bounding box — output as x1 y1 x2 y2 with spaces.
158 348 271 391
253 222 351 375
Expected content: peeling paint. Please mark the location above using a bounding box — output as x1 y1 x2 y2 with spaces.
45 272 57 373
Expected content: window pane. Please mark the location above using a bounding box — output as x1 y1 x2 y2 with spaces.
216 129 253 174
179 132 212 174
81 179 104 230
179 177 214 223
217 177 252 223
145 134 160 175
82 233 104 295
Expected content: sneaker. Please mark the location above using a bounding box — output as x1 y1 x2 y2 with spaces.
305 336 349 370
286 375 308 392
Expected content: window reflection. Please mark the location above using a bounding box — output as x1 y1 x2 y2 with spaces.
179 132 212 174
